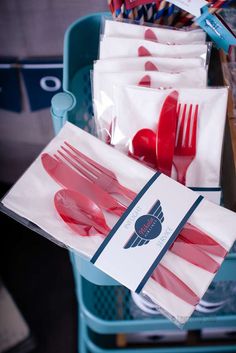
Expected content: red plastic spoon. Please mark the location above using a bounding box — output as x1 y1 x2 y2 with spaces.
54 189 110 236
129 128 157 168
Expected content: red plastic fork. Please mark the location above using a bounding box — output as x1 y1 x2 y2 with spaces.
58 141 136 201
173 103 199 185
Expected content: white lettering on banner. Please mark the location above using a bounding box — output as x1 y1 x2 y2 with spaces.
40 76 61 92
167 0 207 17
124 206 142 230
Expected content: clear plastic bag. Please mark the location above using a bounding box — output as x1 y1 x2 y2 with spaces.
97 85 228 189
93 68 207 141
94 56 206 74
1 122 236 327
102 17 206 44
99 36 211 62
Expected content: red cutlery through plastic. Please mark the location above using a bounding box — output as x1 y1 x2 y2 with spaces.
180 223 227 258
54 188 221 274
54 188 109 236
173 103 199 185
55 142 226 258
156 90 179 177
41 153 126 216
59 142 136 201
54 188 199 306
129 128 157 168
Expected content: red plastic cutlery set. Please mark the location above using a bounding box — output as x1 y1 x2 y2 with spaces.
40 138 227 311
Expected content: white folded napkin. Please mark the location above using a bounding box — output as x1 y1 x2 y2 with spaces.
103 19 206 44
93 69 207 140
99 37 210 62
1 122 236 326
94 56 205 73
111 85 228 188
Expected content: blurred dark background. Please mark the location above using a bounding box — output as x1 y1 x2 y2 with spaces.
0 1 107 352
0 0 108 184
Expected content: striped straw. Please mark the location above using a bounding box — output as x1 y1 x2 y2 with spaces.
154 0 168 24
166 2 176 26
145 3 154 23
107 0 234 26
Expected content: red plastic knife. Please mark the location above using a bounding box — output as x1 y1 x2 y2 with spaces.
152 263 199 306
156 90 179 177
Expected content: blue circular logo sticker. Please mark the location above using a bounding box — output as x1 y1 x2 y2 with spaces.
134 215 162 241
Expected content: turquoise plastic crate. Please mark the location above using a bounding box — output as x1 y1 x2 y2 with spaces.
51 12 236 353
51 12 110 135
70 255 236 353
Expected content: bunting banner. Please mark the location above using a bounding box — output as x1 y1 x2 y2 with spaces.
21 58 63 111
0 58 22 112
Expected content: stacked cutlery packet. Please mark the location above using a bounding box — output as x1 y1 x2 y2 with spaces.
94 17 226 204
111 86 228 189
99 37 209 60
103 19 206 44
94 57 205 73
93 69 207 133
1 122 236 326
95 17 210 136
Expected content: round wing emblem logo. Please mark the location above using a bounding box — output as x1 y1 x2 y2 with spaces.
124 200 164 249
135 215 162 240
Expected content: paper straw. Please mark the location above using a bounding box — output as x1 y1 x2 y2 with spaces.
146 3 154 23
107 0 233 25
117 3 125 19
108 0 114 13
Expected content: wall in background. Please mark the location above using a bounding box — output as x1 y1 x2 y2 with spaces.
0 0 108 184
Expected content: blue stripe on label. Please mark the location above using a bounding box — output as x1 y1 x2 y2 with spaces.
135 195 204 294
190 187 221 192
149 200 161 215
91 172 161 264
